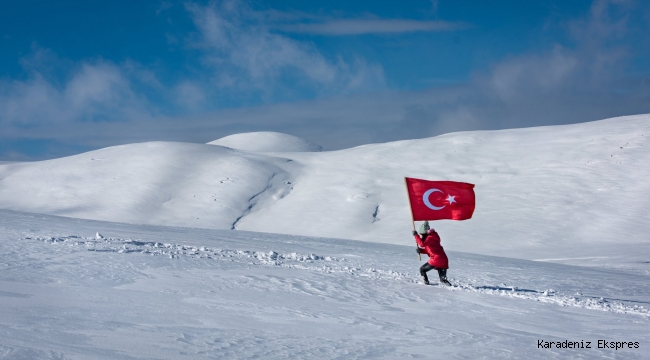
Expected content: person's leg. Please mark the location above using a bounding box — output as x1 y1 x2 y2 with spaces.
437 269 451 285
419 263 435 284
437 268 446 279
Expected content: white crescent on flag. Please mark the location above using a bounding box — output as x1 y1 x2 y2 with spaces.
422 188 445 210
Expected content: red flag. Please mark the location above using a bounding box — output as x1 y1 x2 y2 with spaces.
405 177 475 221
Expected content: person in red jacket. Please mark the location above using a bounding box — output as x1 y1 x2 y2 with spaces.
413 225 451 286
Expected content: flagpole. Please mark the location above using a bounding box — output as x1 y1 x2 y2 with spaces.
404 177 421 261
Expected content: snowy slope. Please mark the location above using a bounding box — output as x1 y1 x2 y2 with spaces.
207 131 323 152
0 142 297 230
0 114 649 263
0 209 648 359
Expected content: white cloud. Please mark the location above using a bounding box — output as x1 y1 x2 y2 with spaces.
64 63 131 111
488 47 579 102
568 0 631 45
1 74 64 127
278 19 469 36
0 60 150 138
186 1 385 96
175 81 206 109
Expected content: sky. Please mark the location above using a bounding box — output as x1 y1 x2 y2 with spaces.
1 0 649 160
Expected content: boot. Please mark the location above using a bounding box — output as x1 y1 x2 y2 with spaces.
438 269 451 286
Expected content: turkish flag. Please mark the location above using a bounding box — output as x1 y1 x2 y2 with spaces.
405 177 475 221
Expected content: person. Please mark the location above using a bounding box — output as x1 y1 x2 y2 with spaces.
413 223 451 286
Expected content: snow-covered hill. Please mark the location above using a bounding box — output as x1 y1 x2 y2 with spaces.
1 116 649 359
207 131 323 152
0 114 649 263
0 209 647 359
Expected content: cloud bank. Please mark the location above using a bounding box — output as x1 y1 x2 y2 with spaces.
0 0 649 160
173 0 650 149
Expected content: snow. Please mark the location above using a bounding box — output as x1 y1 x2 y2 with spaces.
0 114 649 358
207 131 323 152
0 209 648 359
1 114 649 263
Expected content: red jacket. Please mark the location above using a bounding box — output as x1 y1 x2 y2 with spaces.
415 231 449 269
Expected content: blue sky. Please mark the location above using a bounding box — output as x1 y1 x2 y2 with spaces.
1 0 649 160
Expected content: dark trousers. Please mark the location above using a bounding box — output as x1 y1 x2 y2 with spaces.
420 263 447 281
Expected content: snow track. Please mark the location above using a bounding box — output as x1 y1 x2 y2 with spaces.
24 234 650 318
1 210 649 359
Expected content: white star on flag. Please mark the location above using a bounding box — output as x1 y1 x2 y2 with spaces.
446 194 456 204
